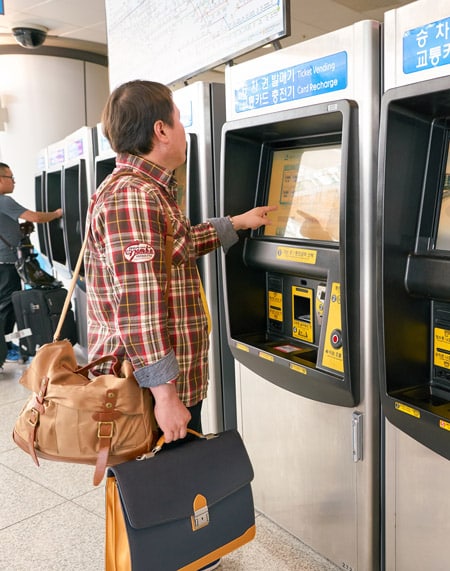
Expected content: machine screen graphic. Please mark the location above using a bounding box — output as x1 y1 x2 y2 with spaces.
263 145 341 242
436 140 450 251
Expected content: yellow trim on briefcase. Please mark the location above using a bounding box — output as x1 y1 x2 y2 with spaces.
105 477 131 571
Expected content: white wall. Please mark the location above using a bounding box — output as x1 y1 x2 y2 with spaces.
0 54 109 209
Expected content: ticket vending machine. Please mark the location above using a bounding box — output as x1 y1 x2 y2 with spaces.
62 127 95 356
34 148 51 263
94 123 116 187
45 139 69 279
221 22 380 570
172 82 232 432
379 2 450 570
62 127 95 275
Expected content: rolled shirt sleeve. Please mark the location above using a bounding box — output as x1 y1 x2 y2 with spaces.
208 216 239 253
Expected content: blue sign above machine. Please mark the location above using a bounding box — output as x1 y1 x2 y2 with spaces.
403 16 450 74
233 51 348 113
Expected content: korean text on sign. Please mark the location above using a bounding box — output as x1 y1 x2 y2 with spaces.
234 52 348 113
403 16 450 74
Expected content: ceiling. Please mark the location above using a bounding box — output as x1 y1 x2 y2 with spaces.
0 0 413 65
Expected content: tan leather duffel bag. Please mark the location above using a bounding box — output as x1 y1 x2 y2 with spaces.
13 338 157 485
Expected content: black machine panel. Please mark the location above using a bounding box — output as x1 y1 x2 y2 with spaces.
46 169 65 267
378 75 450 460
62 161 89 275
34 172 51 263
95 156 116 188
221 100 360 406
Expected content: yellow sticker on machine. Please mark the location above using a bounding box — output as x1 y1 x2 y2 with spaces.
439 419 450 432
235 343 250 352
259 351 274 362
434 327 450 369
276 247 317 264
321 282 344 373
290 363 307 375
395 402 420 418
292 286 313 343
268 290 283 321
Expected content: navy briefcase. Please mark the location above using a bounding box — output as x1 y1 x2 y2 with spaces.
105 429 255 571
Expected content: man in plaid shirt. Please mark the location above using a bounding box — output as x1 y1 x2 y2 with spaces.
85 80 274 444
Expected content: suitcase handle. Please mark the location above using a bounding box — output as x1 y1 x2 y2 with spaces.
137 429 218 460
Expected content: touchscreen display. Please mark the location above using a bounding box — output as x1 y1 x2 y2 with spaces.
263 145 341 242
435 141 450 250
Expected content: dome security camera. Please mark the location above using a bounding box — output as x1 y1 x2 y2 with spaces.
12 25 48 49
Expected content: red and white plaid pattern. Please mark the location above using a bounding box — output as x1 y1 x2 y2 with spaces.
85 153 220 407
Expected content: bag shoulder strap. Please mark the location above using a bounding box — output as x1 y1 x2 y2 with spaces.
53 169 174 341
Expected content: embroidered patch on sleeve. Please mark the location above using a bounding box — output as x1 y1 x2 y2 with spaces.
124 242 155 262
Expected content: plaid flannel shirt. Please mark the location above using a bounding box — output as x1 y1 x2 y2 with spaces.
85 153 227 407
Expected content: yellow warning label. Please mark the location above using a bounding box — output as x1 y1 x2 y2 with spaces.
268 290 283 321
395 402 420 418
290 363 307 375
321 282 344 373
293 321 311 341
434 327 450 369
276 247 317 264
292 286 313 343
236 343 250 352
434 327 450 349
439 419 450 432
259 352 274 362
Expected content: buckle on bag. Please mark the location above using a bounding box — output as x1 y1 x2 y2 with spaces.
192 505 209 531
97 421 114 439
27 408 39 426
191 494 209 531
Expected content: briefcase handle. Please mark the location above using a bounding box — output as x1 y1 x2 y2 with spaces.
137 429 218 460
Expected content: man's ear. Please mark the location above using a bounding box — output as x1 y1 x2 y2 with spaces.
153 119 168 143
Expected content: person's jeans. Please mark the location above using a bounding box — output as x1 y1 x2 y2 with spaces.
0 264 21 364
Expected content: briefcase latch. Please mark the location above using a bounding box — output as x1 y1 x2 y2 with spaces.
191 494 209 531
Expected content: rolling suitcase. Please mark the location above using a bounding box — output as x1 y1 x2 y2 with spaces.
0 315 6 366
11 287 77 357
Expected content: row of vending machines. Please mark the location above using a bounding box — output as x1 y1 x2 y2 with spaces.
34 1 450 569
35 125 115 356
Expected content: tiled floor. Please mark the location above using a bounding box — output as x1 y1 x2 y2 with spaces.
0 357 340 571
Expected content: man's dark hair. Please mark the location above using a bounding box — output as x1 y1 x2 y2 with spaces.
0 162 10 172
102 80 174 155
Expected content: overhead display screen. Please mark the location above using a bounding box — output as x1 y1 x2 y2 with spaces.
105 0 290 88
263 145 341 242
